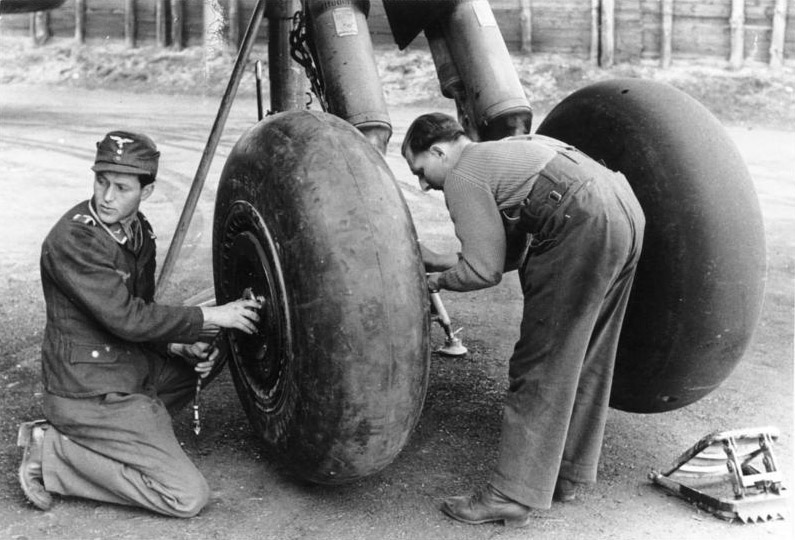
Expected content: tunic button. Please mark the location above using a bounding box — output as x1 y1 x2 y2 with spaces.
91 350 99 358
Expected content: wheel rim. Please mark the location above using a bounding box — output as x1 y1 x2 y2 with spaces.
217 200 293 413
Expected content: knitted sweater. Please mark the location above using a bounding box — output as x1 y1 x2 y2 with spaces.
438 136 557 291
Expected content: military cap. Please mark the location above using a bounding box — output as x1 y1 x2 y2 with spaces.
91 130 160 179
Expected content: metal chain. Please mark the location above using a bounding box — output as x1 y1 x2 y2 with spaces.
289 9 327 111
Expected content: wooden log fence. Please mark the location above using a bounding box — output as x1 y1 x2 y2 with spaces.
11 0 792 68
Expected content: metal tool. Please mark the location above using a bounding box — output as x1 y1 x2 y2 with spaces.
255 60 264 121
192 375 203 435
429 289 467 357
192 287 265 436
649 426 788 523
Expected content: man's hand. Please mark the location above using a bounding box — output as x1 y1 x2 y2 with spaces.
427 272 442 292
201 298 261 334
169 342 219 378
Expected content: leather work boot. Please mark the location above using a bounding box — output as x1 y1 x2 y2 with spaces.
554 478 578 502
441 484 531 527
17 420 53 511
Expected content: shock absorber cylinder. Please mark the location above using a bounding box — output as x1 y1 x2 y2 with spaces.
435 0 533 140
267 0 308 113
426 22 478 140
306 0 392 154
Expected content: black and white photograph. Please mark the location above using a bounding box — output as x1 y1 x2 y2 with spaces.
1 1 793 538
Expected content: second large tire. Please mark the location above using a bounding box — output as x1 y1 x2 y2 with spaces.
212 111 430 484
536 79 766 413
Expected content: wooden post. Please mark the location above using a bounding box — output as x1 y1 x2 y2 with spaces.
29 12 36 45
590 0 600 65
75 0 86 44
31 11 51 46
729 0 744 69
125 0 137 49
769 0 788 68
156 0 168 47
519 0 532 54
171 0 184 50
661 0 673 68
229 0 240 49
601 0 615 67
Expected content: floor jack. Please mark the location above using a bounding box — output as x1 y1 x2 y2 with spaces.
429 290 468 357
649 426 789 523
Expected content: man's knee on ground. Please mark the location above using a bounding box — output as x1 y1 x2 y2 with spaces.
165 472 210 518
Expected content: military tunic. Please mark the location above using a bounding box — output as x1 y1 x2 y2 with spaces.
37 199 210 517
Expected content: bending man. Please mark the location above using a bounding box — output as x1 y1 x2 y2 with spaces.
402 113 645 527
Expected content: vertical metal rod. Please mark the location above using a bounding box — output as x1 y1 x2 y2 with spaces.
267 0 306 113
255 60 264 121
156 0 269 298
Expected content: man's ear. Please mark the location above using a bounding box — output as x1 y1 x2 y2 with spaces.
140 183 154 202
429 144 446 158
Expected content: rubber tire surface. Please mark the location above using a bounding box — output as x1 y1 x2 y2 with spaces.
536 78 766 413
213 111 430 483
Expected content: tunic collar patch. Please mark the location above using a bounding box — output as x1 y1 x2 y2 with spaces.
89 199 129 246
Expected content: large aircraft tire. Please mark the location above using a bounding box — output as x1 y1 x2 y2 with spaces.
212 111 430 483
537 78 766 413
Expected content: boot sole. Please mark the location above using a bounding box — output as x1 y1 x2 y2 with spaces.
18 421 53 511
441 503 531 528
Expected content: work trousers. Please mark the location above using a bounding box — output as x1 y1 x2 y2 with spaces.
40 353 209 517
490 150 645 509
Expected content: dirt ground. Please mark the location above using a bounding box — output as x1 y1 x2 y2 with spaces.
0 37 794 540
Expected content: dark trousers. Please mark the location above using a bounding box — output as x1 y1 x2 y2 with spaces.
490 150 645 509
40 353 209 517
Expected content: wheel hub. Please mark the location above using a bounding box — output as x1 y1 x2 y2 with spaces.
217 201 292 413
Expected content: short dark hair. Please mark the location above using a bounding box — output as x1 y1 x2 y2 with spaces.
139 174 155 187
401 113 465 157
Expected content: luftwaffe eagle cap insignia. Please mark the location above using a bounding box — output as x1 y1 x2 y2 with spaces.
91 130 160 179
